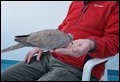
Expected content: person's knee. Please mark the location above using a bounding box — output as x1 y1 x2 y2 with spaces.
1 68 19 81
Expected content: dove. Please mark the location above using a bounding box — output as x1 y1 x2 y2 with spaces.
1 29 74 53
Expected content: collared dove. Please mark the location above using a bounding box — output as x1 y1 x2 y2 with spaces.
1 29 73 53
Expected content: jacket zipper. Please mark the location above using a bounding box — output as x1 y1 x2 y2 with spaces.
61 3 89 32
75 5 89 25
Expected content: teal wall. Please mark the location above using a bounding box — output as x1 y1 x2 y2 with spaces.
1 59 119 81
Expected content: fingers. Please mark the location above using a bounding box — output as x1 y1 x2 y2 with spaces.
24 48 42 64
26 51 36 64
52 39 93 58
53 46 83 58
54 48 72 55
24 51 31 63
36 50 43 61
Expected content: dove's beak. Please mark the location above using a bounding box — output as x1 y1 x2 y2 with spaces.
67 33 74 41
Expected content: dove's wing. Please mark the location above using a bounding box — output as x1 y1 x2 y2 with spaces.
26 29 73 50
15 34 29 44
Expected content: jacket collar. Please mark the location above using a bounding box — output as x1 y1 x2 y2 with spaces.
84 1 88 5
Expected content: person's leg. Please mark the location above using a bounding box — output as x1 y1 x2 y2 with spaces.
37 55 82 81
37 68 81 81
1 52 50 81
37 55 98 81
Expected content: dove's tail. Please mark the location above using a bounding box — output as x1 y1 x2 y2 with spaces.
1 43 25 53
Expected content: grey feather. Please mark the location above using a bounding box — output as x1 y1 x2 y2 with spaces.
1 43 25 53
1 29 74 53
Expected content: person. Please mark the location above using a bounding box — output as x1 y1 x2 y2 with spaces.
1 1 119 81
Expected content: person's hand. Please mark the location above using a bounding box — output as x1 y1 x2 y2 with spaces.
24 47 43 64
51 39 95 57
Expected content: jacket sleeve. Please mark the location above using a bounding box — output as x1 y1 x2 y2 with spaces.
88 2 119 58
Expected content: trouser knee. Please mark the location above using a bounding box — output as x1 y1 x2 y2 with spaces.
1 71 9 81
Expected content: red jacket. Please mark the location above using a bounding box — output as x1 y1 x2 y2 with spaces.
52 1 119 80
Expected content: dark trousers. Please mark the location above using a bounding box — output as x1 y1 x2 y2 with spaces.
1 52 98 81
